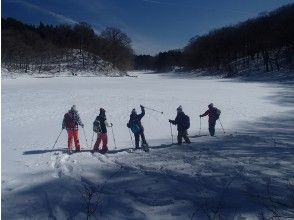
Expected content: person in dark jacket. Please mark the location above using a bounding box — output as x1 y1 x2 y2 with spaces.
127 105 148 149
200 103 221 136
93 108 112 154
169 105 191 145
62 105 84 152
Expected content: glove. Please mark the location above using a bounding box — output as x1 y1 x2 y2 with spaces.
127 123 130 128
110 123 113 127
140 105 144 109
199 115 202 118
169 119 172 123
62 126 65 130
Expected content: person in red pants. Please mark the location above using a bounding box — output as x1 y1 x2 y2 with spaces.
92 108 112 154
62 105 84 153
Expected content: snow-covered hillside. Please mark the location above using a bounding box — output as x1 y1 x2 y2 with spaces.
2 49 125 78
2 72 294 219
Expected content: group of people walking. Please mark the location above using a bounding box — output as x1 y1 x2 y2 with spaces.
61 103 221 154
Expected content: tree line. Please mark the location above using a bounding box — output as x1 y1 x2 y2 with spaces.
2 18 134 73
135 4 294 75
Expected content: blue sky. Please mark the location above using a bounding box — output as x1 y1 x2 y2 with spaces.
2 0 294 54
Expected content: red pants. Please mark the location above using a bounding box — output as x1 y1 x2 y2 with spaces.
93 133 108 151
67 130 80 151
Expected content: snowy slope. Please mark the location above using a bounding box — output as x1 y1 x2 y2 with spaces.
2 72 294 219
2 49 125 78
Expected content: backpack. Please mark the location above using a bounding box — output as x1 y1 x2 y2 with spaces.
182 114 190 130
93 118 102 133
130 124 141 134
215 108 221 120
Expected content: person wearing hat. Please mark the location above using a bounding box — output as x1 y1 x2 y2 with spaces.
127 105 148 149
169 105 191 145
200 103 221 136
62 105 84 153
92 108 113 154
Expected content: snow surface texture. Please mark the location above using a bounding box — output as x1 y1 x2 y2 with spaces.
2 72 294 219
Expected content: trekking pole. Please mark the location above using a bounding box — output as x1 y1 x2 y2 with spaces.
142 106 163 114
128 128 135 148
82 127 89 148
111 125 117 149
169 122 174 144
52 129 63 149
199 117 202 136
90 130 94 149
218 118 226 134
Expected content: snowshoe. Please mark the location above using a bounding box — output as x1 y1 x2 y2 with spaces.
98 148 108 154
141 143 149 152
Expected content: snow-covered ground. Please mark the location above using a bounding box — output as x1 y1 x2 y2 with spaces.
2 72 294 219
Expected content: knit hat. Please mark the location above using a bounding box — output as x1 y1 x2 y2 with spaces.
71 105 77 111
177 105 183 112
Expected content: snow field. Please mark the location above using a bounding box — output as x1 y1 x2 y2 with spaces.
2 72 294 219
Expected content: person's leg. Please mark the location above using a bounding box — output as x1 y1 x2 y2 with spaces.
209 120 216 136
177 131 183 145
140 131 148 146
93 133 102 151
183 130 191 143
68 130 74 150
73 130 81 151
134 133 140 148
101 133 108 151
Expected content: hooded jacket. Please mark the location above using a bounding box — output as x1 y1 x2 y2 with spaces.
62 109 84 131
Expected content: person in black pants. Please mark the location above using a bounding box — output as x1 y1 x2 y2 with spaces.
127 105 148 149
200 103 221 136
169 105 191 145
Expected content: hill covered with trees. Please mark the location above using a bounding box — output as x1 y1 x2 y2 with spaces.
135 4 294 77
2 18 134 75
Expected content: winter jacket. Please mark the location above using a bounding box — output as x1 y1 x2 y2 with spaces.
95 114 111 134
170 111 187 132
62 109 84 131
127 106 145 131
201 107 221 122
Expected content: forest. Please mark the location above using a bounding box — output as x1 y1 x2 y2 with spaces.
135 4 294 75
2 3 294 75
2 18 134 73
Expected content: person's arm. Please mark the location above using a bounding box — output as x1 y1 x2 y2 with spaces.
169 119 176 125
169 115 178 125
105 120 112 127
77 113 84 127
138 105 145 119
62 116 66 130
127 117 131 128
200 110 209 117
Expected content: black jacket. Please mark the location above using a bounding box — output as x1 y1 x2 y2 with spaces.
96 114 107 133
170 112 186 131
127 107 145 131
201 107 220 122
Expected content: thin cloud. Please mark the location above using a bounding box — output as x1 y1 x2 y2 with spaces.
135 0 254 15
8 0 78 24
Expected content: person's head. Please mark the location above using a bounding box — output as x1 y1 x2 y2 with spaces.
177 105 183 113
131 108 137 115
99 108 106 116
71 105 77 112
208 103 213 109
